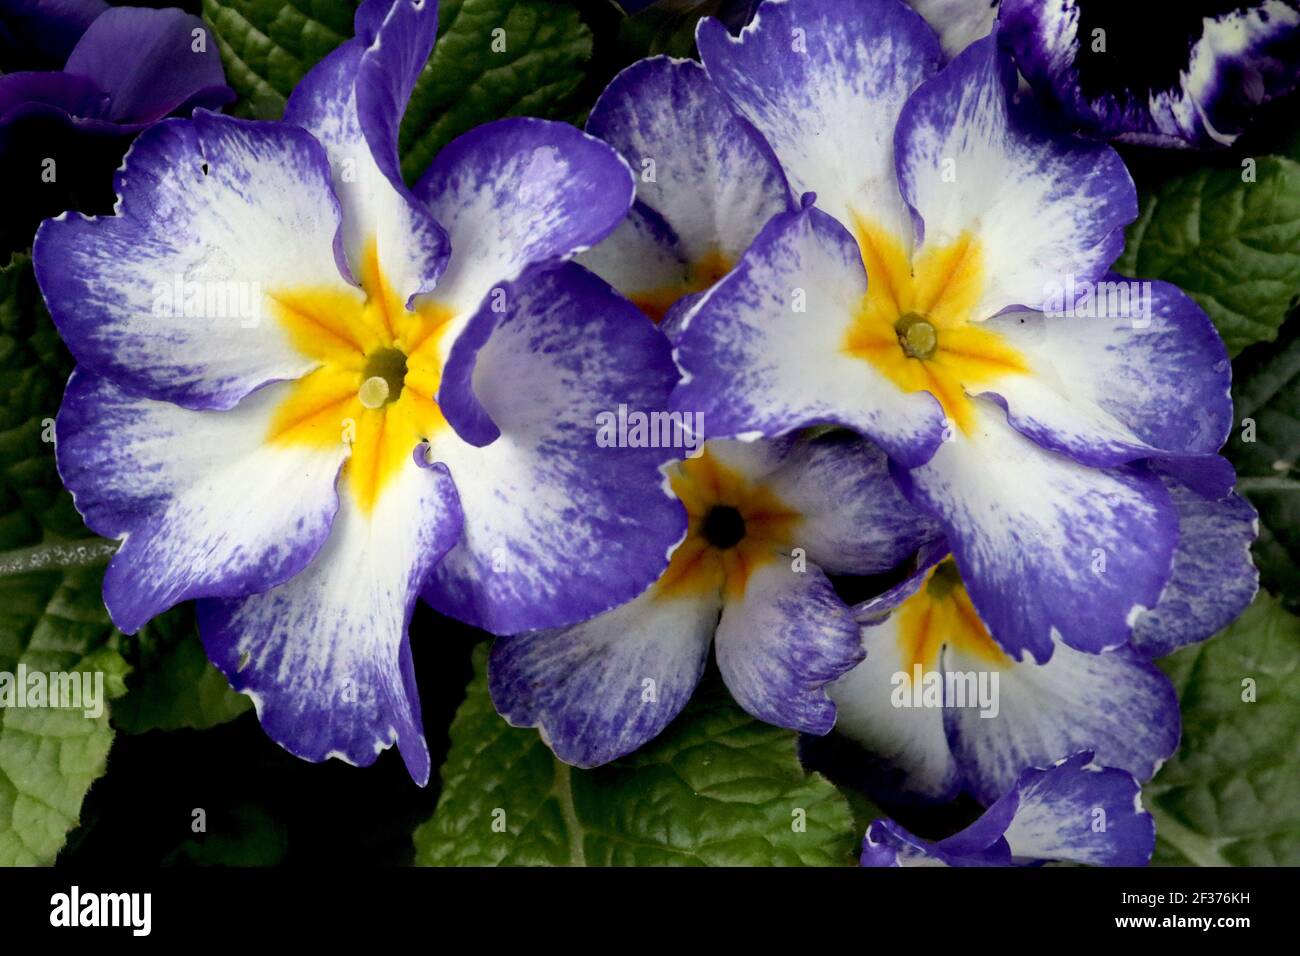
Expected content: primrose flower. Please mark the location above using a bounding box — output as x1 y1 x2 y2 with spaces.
860 752 1156 867
672 0 1240 664
577 55 791 328
1001 0 1300 148
490 430 939 767
811 470 1255 805
37 0 685 783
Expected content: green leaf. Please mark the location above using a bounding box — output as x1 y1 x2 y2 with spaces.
0 255 83 553
414 645 856 866
201 0 357 120
1115 156 1300 356
0 566 130 865
204 0 593 176
397 0 593 181
1227 316 1300 607
113 607 251 734
1146 594 1300 866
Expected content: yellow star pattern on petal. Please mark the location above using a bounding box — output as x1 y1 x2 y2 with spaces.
266 238 456 513
895 559 1010 678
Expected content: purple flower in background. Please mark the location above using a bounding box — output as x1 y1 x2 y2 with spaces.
1000 0 1300 147
0 2 234 251
35 0 684 784
860 752 1157 866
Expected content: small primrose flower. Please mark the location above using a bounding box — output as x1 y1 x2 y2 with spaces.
489 430 939 767
671 0 1242 664
577 55 792 328
811 470 1256 805
37 0 685 784
1001 0 1300 148
860 752 1156 867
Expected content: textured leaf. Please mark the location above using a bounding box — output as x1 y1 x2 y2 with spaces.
415 645 856 866
1115 156 1300 356
0 566 130 865
1227 315 1300 607
1147 594 1300 866
113 607 251 734
201 0 357 120
203 0 593 176
398 0 593 181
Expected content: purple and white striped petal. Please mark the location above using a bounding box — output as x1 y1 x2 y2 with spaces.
670 202 947 467
698 0 941 241
284 0 449 307
893 33 1136 320
979 279 1232 471
414 116 635 407
489 588 717 768
578 55 790 311
894 398 1178 662
423 264 686 635
1132 471 1260 658
715 560 863 734
198 451 462 786
944 640 1180 806
34 111 353 409
56 370 347 634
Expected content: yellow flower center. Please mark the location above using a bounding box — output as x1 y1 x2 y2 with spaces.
264 238 456 513
629 248 733 325
654 448 801 602
841 213 1030 434
895 560 1010 677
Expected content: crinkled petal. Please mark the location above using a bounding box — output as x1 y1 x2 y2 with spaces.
198 452 462 786
894 34 1136 319
63 7 233 124
943 641 1180 806
34 110 354 409
698 0 941 239
715 560 863 734
980 279 1232 469
423 263 686 635
489 588 717 768
894 398 1178 662
55 370 348 634
1131 470 1260 658
578 55 790 307
670 202 947 467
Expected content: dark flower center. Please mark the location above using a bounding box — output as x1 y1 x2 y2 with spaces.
895 312 938 360
702 505 747 550
360 347 408 408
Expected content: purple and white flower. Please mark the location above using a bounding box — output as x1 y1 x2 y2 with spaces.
490 430 939 767
860 751 1157 866
812 477 1255 805
36 0 685 784
670 0 1241 664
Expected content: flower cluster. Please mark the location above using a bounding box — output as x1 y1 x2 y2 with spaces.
32 0 1266 865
